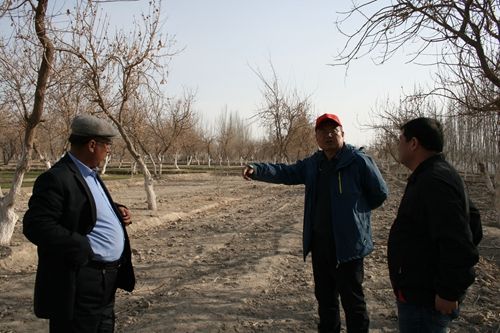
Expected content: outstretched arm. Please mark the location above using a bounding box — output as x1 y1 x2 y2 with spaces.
241 159 308 185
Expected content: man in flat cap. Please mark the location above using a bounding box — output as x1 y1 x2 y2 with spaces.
23 114 135 333
242 114 388 332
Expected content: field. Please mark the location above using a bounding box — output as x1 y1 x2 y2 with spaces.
0 169 498 332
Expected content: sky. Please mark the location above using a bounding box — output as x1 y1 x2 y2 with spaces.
96 1 435 145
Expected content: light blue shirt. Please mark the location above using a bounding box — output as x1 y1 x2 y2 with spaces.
68 153 125 262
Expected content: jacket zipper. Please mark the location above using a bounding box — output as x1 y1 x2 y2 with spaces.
338 171 343 194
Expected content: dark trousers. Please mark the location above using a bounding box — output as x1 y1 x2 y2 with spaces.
311 242 369 333
49 264 119 333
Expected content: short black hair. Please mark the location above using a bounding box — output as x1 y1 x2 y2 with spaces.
400 117 444 152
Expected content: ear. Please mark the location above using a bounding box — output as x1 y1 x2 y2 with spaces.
88 139 97 153
409 137 419 151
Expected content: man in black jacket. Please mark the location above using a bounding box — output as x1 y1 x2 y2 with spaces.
23 115 135 333
388 117 482 332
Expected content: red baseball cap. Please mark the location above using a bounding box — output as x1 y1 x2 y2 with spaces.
315 113 342 129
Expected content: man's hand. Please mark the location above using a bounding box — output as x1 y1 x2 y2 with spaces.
117 206 132 226
242 165 254 181
435 295 458 315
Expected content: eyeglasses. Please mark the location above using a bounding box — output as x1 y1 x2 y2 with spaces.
94 140 112 148
316 126 342 136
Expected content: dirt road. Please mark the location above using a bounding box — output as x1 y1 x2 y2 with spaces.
0 172 498 332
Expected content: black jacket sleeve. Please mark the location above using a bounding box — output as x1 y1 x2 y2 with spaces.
467 199 483 246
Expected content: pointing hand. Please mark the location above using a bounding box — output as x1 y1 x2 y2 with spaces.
242 165 254 181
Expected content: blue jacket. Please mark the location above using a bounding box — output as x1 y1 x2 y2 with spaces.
249 144 388 263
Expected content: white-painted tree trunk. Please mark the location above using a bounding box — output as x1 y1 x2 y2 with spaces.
148 153 157 177
0 194 19 246
131 161 137 175
174 153 180 170
0 154 27 245
158 155 164 178
34 144 51 170
478 162 495 195
496 158 500 227
137 157 157 211
100 154 111 175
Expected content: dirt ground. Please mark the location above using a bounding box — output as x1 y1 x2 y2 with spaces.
0 170 498 333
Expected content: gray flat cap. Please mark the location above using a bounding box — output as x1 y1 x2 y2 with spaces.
71 114 119 138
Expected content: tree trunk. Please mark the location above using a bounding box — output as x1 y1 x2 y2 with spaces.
0 165 23 245
137 157 157 211
34 143 51 170
496 149 500 227
0 196 18 246
148 153 157 177
0 0 53 245
158 155 163 178
131 161 137 175
100 154 111 175
0 143 36 245
174 153 180 170
114 128 157 210
478 162 495 195
495 167 500 227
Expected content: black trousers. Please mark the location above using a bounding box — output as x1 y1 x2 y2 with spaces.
49 264 119 333
311 240 369 333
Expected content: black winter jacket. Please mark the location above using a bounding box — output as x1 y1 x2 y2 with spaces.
388 154 481 306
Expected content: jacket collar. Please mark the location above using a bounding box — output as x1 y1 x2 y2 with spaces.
61 152 98 222
316 144 357 169
408 153 444 182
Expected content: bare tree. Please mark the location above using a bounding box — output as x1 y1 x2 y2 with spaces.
252 63 313 162
286 112 317 161
0 106 21 165
36 52 94 162
336 0 499 225
334 0 499 112
199 120 216 167
143 91 197 175
365 90 444 166
0 0 54 245
59 0 176 210
216 108 241 166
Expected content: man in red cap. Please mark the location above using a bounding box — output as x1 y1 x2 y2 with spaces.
243 113 388 332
